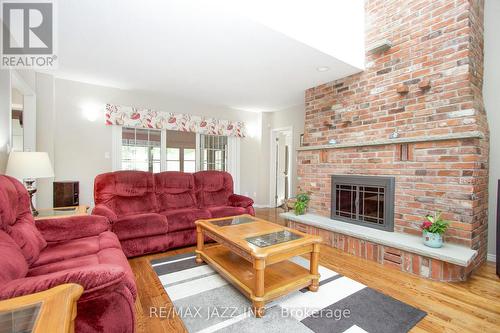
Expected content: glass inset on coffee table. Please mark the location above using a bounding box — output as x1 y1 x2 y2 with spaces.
209 215 257 227
246 230 302 247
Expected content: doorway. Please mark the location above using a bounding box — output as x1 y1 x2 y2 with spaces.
270 127 293 208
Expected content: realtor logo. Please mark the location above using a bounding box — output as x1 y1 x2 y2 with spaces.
1 0 57 68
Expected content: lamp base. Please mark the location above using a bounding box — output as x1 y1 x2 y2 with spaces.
24 179 39 217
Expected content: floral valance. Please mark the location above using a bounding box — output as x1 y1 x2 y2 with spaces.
105 104 246 137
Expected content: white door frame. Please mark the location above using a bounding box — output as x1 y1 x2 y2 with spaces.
269 126 293 207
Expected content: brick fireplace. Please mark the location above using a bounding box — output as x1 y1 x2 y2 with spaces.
286 0 489 281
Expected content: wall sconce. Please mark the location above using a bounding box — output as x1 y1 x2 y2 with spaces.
81 104 101 122
245 122 259 138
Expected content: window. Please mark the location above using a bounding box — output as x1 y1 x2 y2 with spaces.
183 148 196 172
331 175 395 232
121 128 161 172
200 134 227 171
165 130 196 172
166 148 180 171
117 128 234 175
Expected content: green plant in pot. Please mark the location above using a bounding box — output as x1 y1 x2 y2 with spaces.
421 212 449 248
294 190 312 215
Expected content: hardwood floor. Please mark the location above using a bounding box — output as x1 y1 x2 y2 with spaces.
129 208 500 333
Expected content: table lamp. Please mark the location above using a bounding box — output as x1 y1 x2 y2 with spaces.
5 151 54 216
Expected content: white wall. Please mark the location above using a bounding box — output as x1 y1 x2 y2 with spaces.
47 78 263 207
484 0 499 260
36 73 56 208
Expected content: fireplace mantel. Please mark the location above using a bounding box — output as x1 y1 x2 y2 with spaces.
297 131 485 152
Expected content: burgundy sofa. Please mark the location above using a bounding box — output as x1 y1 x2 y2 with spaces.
92 170 254 257
0 175 136 333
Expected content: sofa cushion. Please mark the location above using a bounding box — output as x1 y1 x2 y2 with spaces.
28 247 137 298
167 229 197 249
194 171 233 207
0 230 28 286
120 234 170 258
160 208 211 232
0 176 47 265
1 265 127 300
112 213 168 241
35 215 110 243
32 231 121 268
6 219 47 265
94 171 158 217
155 172 197 210
206 206 248 218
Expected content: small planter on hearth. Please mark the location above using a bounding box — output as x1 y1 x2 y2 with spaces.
421 213 449 248
423 230 443 248
293 189 312 216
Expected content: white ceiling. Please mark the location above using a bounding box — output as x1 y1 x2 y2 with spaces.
49 0 364 112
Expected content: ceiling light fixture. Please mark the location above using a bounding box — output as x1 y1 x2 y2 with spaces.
316 66 330 72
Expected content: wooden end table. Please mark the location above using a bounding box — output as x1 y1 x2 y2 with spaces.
34 205 89 220
195 214 322 317
0 284 83 333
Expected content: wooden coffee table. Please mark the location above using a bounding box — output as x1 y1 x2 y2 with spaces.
195 214 322 317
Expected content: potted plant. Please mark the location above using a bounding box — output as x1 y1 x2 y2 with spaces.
294 190 312 215
421 212 449 248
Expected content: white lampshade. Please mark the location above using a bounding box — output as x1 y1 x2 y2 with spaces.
5 152 54 180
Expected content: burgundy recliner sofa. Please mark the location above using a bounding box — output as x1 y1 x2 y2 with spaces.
0 175 136 333
92 170 254 258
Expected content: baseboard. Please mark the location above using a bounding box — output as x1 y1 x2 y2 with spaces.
487 253 496 262
253 204 274 208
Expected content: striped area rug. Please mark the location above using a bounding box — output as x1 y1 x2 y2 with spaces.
151 252 425 333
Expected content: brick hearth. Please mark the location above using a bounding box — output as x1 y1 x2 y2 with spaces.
282 213 477 282
293 0 489 277
288 219 470 281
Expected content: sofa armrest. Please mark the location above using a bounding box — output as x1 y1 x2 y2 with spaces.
35 215 110 243
0 265 125 300
92 204 118 223
228 194 254 208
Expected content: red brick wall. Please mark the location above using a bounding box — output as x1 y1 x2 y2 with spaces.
298 0 488 265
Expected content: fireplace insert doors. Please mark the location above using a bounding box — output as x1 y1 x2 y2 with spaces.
331 175 395 232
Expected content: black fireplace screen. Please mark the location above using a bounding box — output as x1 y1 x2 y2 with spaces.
331 175 395 231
